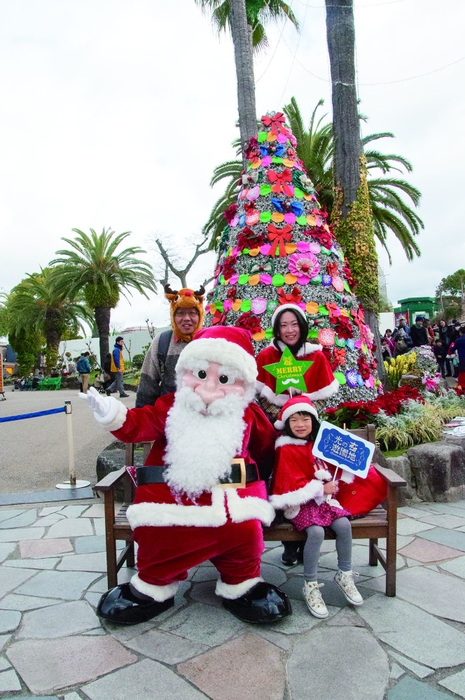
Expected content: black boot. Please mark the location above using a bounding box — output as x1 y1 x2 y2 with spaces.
281 541 303 566
222 582 292 624
97 582 174 625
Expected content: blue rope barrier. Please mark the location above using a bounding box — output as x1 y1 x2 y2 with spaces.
0 407 66 424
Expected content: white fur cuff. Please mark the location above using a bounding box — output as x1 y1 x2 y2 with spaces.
131 573 179 602
94 398 128 431
216 576 263 600
226 490 275 526
270 479 325 510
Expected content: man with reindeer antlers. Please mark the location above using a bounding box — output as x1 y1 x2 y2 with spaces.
136 284 205 408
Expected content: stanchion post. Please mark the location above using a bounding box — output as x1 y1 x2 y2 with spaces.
65 401 76 487
56 401 90 490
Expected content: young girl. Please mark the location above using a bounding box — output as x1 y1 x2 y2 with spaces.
269 396 363 619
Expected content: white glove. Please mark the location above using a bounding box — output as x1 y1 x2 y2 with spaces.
80 386 111 417
79 386 122 426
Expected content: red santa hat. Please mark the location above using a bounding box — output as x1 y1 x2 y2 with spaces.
175 326 257 384
271 303 307 328
274 395 319 430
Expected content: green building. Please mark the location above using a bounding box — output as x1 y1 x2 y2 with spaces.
394 296 441 325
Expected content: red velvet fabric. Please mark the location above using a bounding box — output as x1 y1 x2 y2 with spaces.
134 518 264 587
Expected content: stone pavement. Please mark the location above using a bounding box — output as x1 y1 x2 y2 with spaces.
3 500 465 699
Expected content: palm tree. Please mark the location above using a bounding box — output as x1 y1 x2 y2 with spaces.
196 0 299 157
7 268 92 371
50 228 157 366
202 98 423 264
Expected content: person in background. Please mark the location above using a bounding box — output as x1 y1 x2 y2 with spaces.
433 338 447 378
383 329 396 356
135 285 205 408
448 320 462 378
392 318 412 356
381 338 392 361
76 352 91 393
423 319 435 345
410 316 429 348
103 353 115 392
438 319 452 377
106 337 129 398
450 326 465 386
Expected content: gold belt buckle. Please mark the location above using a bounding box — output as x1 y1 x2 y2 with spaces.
220 458 247 489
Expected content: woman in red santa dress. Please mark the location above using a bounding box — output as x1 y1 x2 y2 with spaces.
256 303 339 565
269 395 386 619
82 326 291 625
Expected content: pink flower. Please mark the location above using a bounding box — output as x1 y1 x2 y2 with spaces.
288 252 320 283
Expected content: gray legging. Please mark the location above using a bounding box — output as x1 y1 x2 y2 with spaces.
303 516 352 582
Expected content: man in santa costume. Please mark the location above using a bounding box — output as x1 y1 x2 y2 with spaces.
83 326 291 625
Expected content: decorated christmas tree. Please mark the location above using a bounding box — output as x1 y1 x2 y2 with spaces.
204 111 380 409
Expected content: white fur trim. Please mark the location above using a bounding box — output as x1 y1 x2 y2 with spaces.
339 471 355 484
303 377 340 401
127 487 228 528
314 469 332 481
226 490 275 526
259 383 289 406
176 337 257 384
131 574 179 602
94 398 128 431
216 576 263 600
271 304 307 327
275 435 308 448
270 479 325 510
274 399 318 429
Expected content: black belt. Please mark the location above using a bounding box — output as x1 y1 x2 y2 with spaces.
136 462 259 487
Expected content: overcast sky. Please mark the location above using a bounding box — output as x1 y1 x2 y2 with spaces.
1 0 464 331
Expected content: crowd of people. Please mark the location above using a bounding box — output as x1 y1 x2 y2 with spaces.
381 316 465 384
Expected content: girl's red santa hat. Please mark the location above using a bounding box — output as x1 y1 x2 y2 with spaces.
175 326 257 384
274 395 318 430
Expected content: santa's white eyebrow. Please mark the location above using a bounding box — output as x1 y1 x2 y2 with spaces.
178 358 210 372
218 365 242 381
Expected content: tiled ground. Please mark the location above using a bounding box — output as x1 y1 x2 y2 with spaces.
2 499 465 698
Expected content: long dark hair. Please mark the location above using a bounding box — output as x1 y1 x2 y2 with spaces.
284 410 320 442
272 308 308 354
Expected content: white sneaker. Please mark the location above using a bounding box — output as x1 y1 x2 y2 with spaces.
334 570 363 606
302 581 328 619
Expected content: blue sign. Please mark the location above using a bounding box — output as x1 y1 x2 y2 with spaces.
312 421 374 479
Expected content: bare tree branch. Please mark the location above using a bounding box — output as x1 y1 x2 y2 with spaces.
153 233 214 290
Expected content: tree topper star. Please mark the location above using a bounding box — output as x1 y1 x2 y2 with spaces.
263 346 313 395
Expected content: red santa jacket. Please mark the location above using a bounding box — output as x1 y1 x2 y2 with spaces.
270 435 387 517
111 394 276 529
256 341 339 407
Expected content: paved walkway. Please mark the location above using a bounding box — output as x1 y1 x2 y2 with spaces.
2 499 465 698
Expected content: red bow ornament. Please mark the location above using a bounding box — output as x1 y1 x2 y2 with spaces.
267 168 293 197
277 285 302 305
267 223 293 257
261 112 287 136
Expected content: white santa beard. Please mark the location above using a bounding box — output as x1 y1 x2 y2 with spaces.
164 386 250 498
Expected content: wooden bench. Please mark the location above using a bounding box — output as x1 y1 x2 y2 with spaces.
93 425 406 596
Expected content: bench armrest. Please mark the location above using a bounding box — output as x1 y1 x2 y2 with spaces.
94 467 128 493
374 464 407 488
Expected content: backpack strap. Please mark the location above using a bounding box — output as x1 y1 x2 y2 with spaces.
157 330 173 380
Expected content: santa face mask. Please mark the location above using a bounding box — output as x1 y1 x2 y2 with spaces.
163 362 254 498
